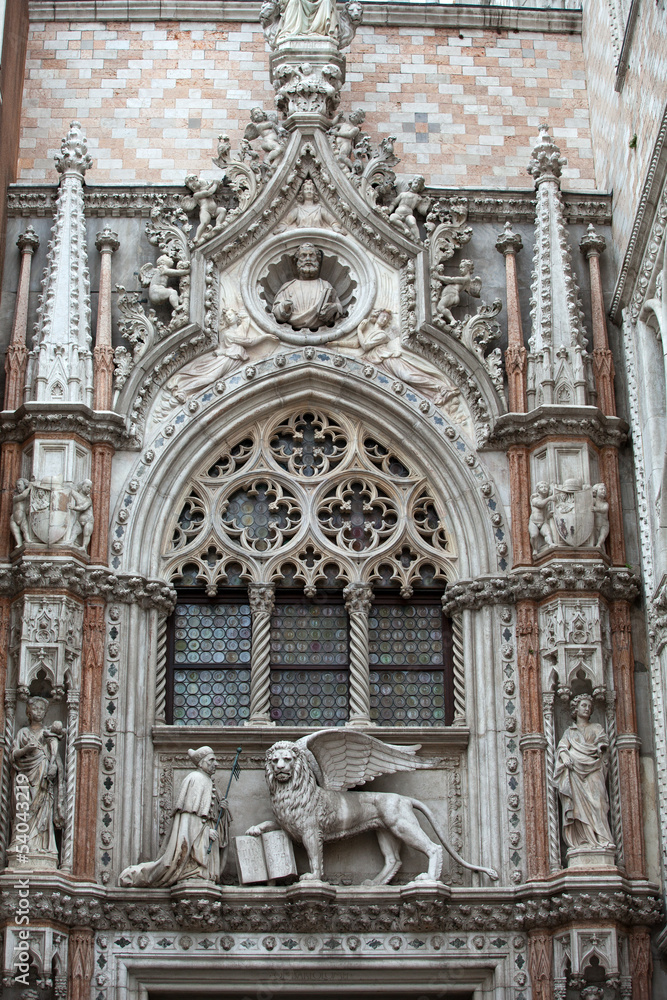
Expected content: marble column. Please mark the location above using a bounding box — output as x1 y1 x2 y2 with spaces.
93 227 119 412
247 583 275 725
517 601 550 879
4 226 39 410
89 442 113 565
496 222 526 413
600 446 626 566
629 926 652 1000
0 441 22 560
68 927 94 1000
610 601 645 878
580 224 616 417
72 598 105 880
508 445 532 567
528 929 553 1000
345 582 373 727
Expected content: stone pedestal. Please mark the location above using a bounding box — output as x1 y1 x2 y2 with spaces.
566 847 616 869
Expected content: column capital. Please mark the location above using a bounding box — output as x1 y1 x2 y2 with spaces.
248 582 276 616
495 221 523 256
17 225 39 256
95 227 120 254
344 581 373 615
580 223 607 259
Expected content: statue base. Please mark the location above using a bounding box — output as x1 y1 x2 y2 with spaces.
5 848 59 871
566 846 616 869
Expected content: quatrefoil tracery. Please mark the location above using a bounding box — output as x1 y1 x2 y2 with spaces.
163 409 457 592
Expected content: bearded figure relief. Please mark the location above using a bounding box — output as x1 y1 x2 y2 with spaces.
245 729 498 885
272 243 343 331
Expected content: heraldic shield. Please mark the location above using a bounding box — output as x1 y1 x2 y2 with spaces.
29 476 70 545
553 482 594 548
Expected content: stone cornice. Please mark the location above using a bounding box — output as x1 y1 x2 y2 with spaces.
441 564 640 614
484 405 628 450
7 183 611 226
0 402 139 449
28 1 582 34
0 874 658 934
0 558 176 611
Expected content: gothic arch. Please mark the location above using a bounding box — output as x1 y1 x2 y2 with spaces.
113 360 511 583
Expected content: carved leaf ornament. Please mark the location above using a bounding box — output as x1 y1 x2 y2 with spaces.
163 409 457 594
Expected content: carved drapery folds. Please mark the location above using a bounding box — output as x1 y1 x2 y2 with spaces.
25 122 94 406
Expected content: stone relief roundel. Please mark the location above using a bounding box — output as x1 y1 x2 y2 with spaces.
241 228 377 346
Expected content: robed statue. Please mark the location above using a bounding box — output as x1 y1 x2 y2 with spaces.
272 243 343 331
119 746 230 887
277 0 339 40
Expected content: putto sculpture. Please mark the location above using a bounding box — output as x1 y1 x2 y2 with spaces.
10 475 95 552
272 243 343 330
245 729 498 885
119 746 230 887
529 478 610 554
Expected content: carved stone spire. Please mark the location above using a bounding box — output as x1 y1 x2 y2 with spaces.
26 122 94 406
526 125 591 410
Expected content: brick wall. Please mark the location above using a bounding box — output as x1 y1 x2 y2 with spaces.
18 18 596 189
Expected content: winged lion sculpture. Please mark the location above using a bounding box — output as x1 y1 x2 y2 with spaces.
245 729 498 885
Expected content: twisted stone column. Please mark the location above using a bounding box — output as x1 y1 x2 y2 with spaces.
0 690 16 863
248 583 275 726
59 689 80 873
580 224 616 416
345 583 373 727
496 222 526 413
93 227 119 411
5 226 39 410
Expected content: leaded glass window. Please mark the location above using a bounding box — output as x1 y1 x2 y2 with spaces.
269 596 349 726
368 597 453 726
168 598 252 725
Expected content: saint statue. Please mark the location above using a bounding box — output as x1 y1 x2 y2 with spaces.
119 746 230 887
272 243 343 330
7 697 65 867
554 694 615 856
277 0 339 41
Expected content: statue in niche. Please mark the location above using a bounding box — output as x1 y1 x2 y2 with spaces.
388 176 431 242
554 694 615 856
167 309 276 399
243 108 288 171
139 255 190 312
67 479 94 551
272 243 343 330
183 175 228 242
529 481 555 555
119 746 230 887
276 179 344 232
246 730 498 885
433 259 482 327
356 309 463 414
7 697 65 868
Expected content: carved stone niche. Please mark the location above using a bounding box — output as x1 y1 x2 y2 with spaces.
539 597 611 702
553 927 631 999
11 594 84 700
241 228 378 347
529 442 609 557
2 925 68 998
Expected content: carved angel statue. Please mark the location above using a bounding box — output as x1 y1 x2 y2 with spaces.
388 175 431 242
212 133 231 169
554 694 615 856
529 481 554 555
139 255 189 312
433 259 482 327
328 109 366 171
9 478 31 548
246 729 498 885
67 478 94 550
243 108 288 171
166 308 277 399
357 309 463 412
182 175 227 242
119 746 230 887
7 697 65 868
276 179 344 232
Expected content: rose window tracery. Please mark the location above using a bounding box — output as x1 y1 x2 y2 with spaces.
163 409 458 729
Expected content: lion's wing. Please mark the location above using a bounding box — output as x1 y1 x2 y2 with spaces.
294 730 440 791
